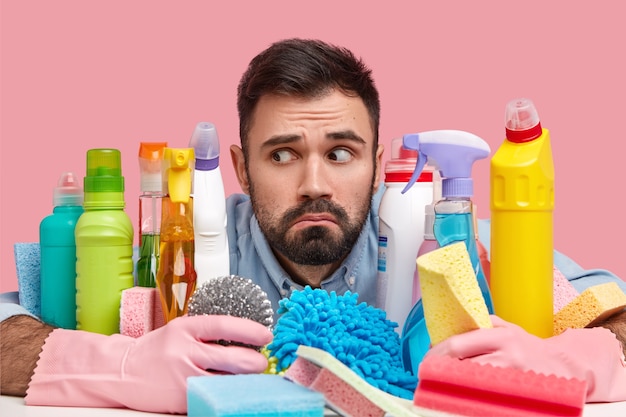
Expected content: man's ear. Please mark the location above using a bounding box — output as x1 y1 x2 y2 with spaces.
373 143 384 192
230 144 250 195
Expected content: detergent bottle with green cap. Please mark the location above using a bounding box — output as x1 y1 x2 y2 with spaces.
188 122 229 285
75 149 134 335
490 98 554 338
156 147 198 323
137 142 167 288
399 130 493 377
40 171 84 329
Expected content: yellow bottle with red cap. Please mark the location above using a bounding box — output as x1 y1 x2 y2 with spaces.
490 98 554 338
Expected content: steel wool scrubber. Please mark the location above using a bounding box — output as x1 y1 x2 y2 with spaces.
187 275 274 331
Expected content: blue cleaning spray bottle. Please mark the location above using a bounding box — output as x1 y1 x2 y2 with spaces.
399 130 494 377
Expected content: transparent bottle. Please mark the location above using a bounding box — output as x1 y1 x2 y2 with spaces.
156 147 197 322
433 188 493 314
137 142 167 287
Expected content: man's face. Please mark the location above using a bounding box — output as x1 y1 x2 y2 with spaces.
232 89 383 266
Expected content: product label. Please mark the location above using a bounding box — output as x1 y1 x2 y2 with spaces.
378 235 388 272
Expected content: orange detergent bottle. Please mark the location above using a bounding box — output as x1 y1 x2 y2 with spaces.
490 98 554 338
156 147 197 322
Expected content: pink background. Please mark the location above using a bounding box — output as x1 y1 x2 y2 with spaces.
2 1 625 291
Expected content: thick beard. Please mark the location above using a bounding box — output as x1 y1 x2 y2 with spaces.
251 189 373 266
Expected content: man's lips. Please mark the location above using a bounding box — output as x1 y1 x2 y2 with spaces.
292 213 337 229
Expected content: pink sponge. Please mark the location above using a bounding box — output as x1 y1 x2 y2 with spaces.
285 345 417 417
287 357 384 417
553 266 579 314
120 287 164 337
414 354 587 417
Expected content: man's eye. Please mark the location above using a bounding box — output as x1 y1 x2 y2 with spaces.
271 150 294 163
328 149 352 162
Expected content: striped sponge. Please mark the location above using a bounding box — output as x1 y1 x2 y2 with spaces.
553 282 626 336
286 345 417 417
414 354 587 417
187 374 325 417
267 286 417 399
14 242 41 317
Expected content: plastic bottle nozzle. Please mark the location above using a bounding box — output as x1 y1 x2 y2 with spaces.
54 172 83 206
400 133 429 194
189 122 220 171
401 130 490 194
139 142 168 193
505 98 542 143
83 149 125 208
163 148 194 203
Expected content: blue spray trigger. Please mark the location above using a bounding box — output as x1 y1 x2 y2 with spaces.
401 133 427 194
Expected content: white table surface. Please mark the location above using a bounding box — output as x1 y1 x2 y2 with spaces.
3 395 626 417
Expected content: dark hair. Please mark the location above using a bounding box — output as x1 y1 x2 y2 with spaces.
237 38 380 154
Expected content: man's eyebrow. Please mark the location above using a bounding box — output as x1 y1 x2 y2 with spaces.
327 130 366 145
261 130 366 148
261 134 302 149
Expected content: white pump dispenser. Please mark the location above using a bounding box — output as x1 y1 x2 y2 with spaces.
188 122 230 285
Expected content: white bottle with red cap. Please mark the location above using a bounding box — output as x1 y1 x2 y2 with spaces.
376 137 433 332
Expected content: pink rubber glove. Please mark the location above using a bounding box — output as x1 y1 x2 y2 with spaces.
428 315 626 403
26 315 273 414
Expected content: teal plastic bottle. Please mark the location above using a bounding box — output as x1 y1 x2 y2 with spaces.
39 172 84 329
75 149 134 335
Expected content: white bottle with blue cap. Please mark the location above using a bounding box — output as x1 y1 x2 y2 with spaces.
189 122 230 285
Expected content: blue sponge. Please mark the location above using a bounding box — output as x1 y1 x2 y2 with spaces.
14 242 41 317
187 374 325 417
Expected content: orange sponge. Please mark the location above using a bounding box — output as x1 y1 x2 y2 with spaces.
553 282 626 336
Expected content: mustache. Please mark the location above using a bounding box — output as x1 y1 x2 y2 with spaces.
282 199 348 226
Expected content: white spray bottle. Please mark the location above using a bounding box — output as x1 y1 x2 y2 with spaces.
189 122 230 286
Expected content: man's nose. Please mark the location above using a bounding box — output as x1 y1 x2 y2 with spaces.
298 156 332 200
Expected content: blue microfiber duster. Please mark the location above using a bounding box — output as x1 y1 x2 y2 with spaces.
267 286 417 400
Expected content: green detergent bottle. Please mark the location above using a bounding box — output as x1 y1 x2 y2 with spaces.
75 149 134 335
